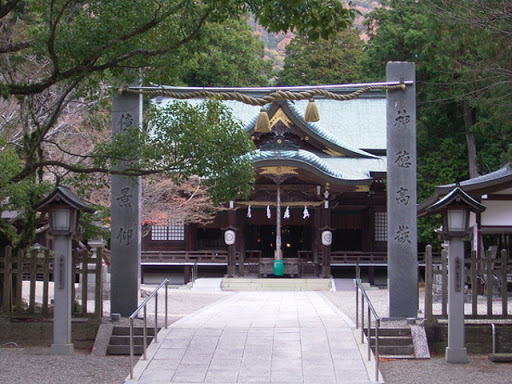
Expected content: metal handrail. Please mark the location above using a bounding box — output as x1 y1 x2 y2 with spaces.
128 279 170 380
491 323 497 354
355 276 381 382
191 259 199 283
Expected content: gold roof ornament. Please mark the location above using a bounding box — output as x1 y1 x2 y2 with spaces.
269 107 292 128
260 166 298 175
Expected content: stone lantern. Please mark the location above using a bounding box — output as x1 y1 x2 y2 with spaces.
34 186 95 355
426 186 485 363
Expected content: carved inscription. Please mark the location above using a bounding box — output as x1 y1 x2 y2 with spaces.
455 257 462 292
58 254 65 290
116 227 133 245
394 225 411 244
394 109 411 130
394 150 412 168
116 187 133 207
117 113 134 132
395 187 411 206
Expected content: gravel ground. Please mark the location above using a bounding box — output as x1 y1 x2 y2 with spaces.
2 283 511 384
379 354 512 384
320 288 512 384
0 288 233 384
0 347 131 384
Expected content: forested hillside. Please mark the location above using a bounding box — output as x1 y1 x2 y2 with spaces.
251 1 380 71
0 0 357 251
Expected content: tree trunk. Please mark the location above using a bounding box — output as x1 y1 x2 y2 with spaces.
463 102 479 179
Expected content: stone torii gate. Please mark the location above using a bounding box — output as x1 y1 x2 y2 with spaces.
109 62 417 318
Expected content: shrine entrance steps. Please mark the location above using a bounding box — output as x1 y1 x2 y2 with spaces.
92 323 159 356
220 278 333 291
366 321 430 360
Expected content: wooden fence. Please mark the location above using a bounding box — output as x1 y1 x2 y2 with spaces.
0 245 104 318
424 245 512 320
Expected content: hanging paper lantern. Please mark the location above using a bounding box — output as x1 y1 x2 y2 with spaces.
303 206 310 219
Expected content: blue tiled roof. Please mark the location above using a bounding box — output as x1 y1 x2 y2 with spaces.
157 96 387 153
284 101 378 158
155 94 388 184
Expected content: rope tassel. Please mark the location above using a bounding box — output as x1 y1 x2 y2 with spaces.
255 108 271 133
305 98 320 122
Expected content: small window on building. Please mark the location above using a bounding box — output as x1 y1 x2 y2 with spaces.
151 217 185 241
151 225 169 241
374 212 387 242
169 218 185 241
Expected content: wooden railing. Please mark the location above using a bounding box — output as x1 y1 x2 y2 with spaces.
331 251 388 265
0 245 104 318
142 250 432 266
142 250 389 265
141 250 228 264
424 245 511 320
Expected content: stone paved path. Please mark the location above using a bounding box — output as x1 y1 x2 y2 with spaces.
125 291 381 384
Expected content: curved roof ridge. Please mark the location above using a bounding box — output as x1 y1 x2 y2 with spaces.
439 164 512 189
251 149 376 182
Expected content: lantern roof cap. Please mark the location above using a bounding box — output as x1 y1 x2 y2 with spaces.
33 185 96 213
426 186 485 215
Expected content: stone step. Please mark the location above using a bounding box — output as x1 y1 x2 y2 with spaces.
365 327 416 358
370 336 413 346
106 326 159 356
367 327 412 337
377 345 415 356
112 326 158 336
220 278 332 291
109 335 154 345
107 344 145 356
191 278 222 291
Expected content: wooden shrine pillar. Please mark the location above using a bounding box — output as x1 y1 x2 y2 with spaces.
225 206 238 277
319 207 332 277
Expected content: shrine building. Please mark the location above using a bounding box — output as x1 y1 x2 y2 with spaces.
141 88 389 282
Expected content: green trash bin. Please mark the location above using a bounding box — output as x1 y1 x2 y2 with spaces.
273 259 284 276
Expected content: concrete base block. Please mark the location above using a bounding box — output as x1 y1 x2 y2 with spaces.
445 347 468 363
488 353 512 362
51 343 74 355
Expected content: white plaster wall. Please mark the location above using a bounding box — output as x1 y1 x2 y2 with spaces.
481 200 512 226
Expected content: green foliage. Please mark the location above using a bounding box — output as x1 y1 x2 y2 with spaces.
154 19 272 87
2 0 356 95
95 100 255 203
362 0 512 243
278 28 365 85
247 0 356 40
1 0 358 251
77 209 110 244
0 136 52 249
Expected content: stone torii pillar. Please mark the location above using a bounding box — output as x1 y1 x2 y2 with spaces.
110 90 142 317
386 62 418 318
